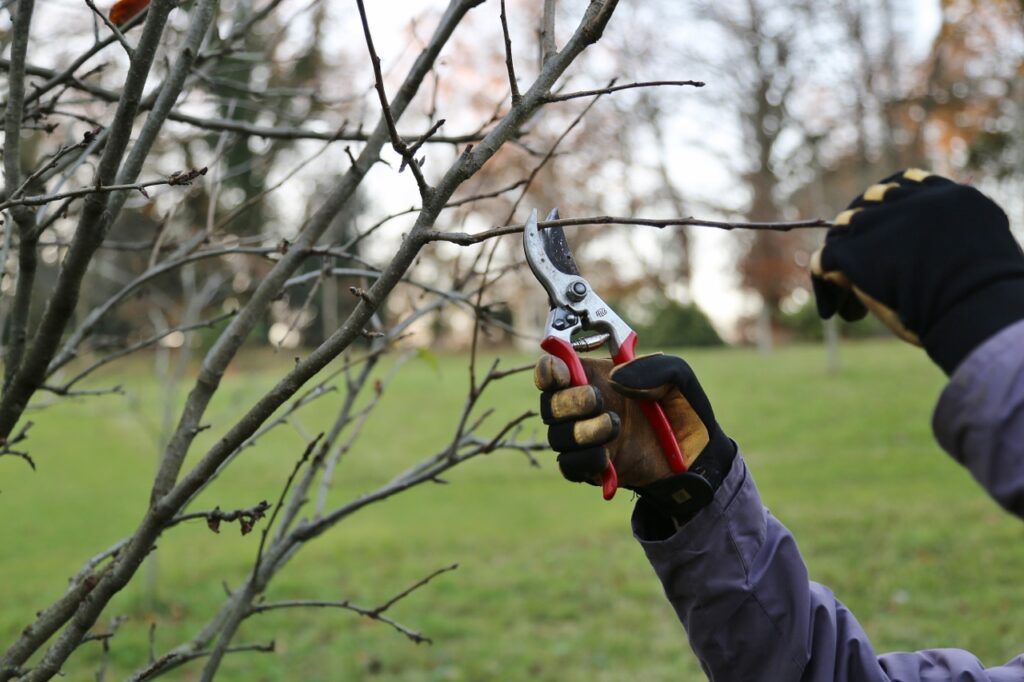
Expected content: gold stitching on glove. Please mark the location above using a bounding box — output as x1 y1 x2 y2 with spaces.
852 286 922 346
810 249 826 275
903 168 932 182
823 270 851 288
834 208 862 226
573 413 617 448
810 249 852 288
863 182 899 201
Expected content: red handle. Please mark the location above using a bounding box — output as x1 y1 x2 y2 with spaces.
540 336 619 500
540 331 686 501
612 332 687 475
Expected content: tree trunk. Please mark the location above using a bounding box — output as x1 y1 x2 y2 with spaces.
756 304 773 354
824 317 840 374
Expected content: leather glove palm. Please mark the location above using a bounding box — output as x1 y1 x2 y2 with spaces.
535 353 735 523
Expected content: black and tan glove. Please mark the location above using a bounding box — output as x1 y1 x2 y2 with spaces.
534 353 735 524
811 169 1024 374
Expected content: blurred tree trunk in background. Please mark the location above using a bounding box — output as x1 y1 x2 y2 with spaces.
693 0 813 352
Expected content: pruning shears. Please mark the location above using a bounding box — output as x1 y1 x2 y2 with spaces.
523 209 688 500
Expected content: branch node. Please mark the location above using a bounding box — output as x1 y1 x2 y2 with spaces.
348 286 377 307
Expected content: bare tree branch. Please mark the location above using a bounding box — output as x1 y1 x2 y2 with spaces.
0 420 35 470
127 641 275 682
83 0 134 59
196 434 322 681
248 564 458 644
169 500 272 535
0 2 629 679
0 0 178 457
0 169 207 213
545 79 705 102
2 0 39 392
343 178 527 251
2 0 35 197
541 0 557 65
20 11 148 108
0 59 491 144
423 214 834 245
500 0 522 105
143 0 482 517
57 309 236 391
354 0 432 198
91 615 127 682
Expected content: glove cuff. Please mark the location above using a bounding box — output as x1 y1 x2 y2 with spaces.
924 277 1024 375
634 425 736 525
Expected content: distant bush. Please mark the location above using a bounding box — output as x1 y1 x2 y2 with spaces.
636 299 724 347
779 302 893 341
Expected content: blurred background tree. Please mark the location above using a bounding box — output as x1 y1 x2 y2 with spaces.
7 0 1015 356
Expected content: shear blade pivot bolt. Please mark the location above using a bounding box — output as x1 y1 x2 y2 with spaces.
567 281 587 302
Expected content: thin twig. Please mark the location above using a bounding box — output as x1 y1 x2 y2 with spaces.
83 0 134 58
0 58 488 144
276 276 322 351
311 348 412 520
402 118 446 172
67 538 129 591
59 310 236 390
169 501 272 535
354 0 431 197
89 615 126 682
545 79 704 102
128 642 275 682
10 128 101 208
20 11 148 108
254 434 323 575
0 420 35 469
500 0 521 105
248 564 457 644
343 178 527 252
423 215 834 245
0 170 207 213
505 82 607 220
39 384 125 398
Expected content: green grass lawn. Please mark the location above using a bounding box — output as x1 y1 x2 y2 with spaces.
1 341 1022 681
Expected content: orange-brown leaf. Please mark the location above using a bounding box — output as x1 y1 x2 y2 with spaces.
109 0 149 26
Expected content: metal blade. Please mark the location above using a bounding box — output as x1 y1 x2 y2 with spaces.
523 209 554 304
540 208 581 276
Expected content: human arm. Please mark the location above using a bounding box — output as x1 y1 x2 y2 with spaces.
634 448 1024 681
537 352 1024 681
650 170 1024 679
931 318 1024 518
534 171 1024 679
811 170 1024 517
660 171 1024 679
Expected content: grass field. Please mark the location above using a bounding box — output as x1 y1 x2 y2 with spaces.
1 340 1022 681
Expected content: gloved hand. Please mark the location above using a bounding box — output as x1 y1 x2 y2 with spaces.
811 169 1024 374
534 353 735 523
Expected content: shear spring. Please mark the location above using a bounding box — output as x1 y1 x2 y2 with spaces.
571 333 610 352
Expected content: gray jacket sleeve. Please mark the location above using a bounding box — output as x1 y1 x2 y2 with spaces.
932 319 1024 517
633 320 1024 681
